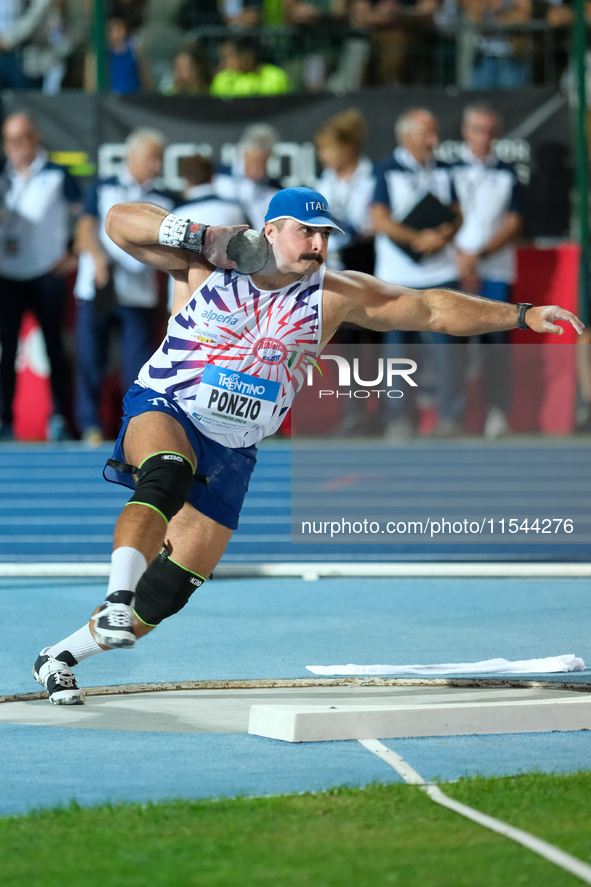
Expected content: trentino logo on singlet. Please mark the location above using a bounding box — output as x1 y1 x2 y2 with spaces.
193 364 280 427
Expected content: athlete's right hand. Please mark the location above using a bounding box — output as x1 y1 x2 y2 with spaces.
203 225 249 269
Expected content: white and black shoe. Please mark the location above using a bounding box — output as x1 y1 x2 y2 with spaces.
90 590 136 649
33 649 84 705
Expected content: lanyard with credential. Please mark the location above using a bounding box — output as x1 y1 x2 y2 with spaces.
459 165 489 218
0 169 37 256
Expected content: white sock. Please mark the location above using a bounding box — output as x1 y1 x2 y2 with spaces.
107 546 148 597
47 624 103 664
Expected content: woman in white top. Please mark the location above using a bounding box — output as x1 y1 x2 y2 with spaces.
314 108 375 272
315 108 379 436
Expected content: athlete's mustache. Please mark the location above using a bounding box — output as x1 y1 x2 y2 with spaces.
299 253 324 264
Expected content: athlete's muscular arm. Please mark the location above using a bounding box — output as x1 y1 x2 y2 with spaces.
106 203 189 272
322 270 584 341
105 202 247 275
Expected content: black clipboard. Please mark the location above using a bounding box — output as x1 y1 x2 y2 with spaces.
398 192 456 263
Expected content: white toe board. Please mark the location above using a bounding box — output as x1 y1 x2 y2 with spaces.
248 695 591 742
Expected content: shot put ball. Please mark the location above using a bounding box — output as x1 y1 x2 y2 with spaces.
226 229 270 274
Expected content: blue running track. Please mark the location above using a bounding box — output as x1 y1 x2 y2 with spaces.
1 575 590 815
1 442 590 816
0 441 589 563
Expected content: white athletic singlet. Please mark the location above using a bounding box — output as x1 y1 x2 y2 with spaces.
137 265 324 448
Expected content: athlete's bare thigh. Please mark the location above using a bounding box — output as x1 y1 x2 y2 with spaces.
123 411 197 471
122 411 233 573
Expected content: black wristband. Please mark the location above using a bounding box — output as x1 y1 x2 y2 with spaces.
181 222 209 254
517 302 534 330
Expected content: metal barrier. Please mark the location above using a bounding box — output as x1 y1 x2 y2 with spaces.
183 20 579 90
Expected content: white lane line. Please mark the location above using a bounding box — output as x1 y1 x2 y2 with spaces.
0 517 115 526
0 515 288 527
0 536 113 543
360 739 591 885
0 562 590 578
359 738 426 784
0 502 124 509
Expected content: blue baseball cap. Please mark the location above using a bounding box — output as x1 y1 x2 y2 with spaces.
265 187 344 233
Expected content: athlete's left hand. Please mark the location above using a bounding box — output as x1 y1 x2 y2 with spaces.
525 305 585 336
203 225 248 269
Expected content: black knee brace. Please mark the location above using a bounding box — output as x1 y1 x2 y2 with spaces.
134 549 206 626
127 452 195 524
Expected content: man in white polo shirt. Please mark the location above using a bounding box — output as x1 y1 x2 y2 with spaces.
74 128 176 444
372 107 461 438
452 102 523 438
214 123 281 231
166 153 246 311
176 154 246 228
0 111 81 441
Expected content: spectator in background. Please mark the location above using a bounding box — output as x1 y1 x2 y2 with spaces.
0 112 80 441
0 0 89 92
285 0 346 26
0 0 34 88
284 0 347 91
109 0 146 32
461 0 532 88
316 107 378 436
372 108 461 439
543 0 591 102
177 0 225 29
160 48 209 94
74 128 175 445
176 155 247 228
135 0 184 89
314 107 375 271
166 153 247 308
432 0 461 85
350 0 438 86
108 16 147 93
214 123 281 230
210 35 292 96
452 102 523 438
544 0 591 26
454 104 522 296
221 0 263 27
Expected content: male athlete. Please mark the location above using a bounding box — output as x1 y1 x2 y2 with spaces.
33 187 583 704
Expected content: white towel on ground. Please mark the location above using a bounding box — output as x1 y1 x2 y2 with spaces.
306 654 586 676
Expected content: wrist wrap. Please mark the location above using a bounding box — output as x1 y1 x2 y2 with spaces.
158 214 209 254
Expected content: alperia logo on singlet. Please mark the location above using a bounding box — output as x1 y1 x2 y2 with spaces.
201 309 238 326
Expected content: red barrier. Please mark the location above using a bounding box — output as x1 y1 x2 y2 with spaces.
510 243 579 434
12 312 53 441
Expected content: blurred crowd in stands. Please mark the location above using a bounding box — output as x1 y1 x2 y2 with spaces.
1 101 589 445
0 0 586 95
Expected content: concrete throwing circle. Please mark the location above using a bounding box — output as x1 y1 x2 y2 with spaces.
1 680 589 738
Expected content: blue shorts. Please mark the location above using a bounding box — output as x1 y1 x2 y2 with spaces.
103 384 257 530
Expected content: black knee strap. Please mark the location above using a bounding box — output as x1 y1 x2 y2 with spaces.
127 452 194 524
134 548 206 626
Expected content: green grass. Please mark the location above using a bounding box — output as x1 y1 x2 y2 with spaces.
1 773 591 887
